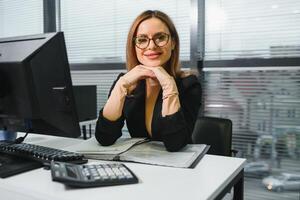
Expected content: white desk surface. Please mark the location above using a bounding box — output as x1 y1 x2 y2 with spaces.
0 134 246 200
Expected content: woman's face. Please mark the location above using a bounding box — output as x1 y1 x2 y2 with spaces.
135 18 174 67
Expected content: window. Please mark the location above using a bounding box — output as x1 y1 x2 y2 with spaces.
59 0 191 64
202 1 300 199
274 109 279 118
205 0 300 60
202 68 300 199
0 0 43 38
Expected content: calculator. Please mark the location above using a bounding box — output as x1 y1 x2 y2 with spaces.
50 161 138 188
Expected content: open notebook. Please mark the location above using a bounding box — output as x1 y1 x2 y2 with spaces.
65 137 209 168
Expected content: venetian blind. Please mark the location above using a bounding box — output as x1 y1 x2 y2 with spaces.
202 68 300 200
203 0 300 199
60 0 191 64
205 0 300 60
0 0 43 38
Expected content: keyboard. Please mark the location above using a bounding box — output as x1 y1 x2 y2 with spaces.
51 162 138 187
0 142 88 164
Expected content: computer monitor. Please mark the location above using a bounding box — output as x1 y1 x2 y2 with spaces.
0 32 81 138
73 85 97 122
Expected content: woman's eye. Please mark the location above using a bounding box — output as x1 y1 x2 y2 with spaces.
137 38 148 43
157 35 166 41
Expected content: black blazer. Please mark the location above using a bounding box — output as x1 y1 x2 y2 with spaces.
95 73 202 151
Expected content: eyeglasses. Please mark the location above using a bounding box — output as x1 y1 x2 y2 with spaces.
134 32 170 49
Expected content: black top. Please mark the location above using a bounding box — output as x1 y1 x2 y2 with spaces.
95 73 202 152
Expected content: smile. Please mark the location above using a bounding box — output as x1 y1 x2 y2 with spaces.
144 52 162 59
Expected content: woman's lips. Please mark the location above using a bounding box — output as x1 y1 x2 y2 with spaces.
144 52 162 59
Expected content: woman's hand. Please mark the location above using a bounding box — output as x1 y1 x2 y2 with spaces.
142 66 179 100
121 65 156 86
141 66 175 89
142 66 180 116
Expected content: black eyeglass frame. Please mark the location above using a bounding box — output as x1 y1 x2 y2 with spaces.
133 32 170 50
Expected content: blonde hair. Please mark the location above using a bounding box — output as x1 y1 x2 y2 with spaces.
126 10 181 78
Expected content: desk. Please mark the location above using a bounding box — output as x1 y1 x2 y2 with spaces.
0 134 246 200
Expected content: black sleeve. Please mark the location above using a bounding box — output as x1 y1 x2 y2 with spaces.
159 75 202 152
95 73 125 146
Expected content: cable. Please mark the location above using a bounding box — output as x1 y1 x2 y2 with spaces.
14 119 32 144
14 132 29 144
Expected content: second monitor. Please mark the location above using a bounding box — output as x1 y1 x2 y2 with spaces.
0 32 80 138
73 85 97 122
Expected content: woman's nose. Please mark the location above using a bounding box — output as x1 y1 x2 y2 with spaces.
147 39 156 49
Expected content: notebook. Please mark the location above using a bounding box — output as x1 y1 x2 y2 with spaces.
65 137 209 168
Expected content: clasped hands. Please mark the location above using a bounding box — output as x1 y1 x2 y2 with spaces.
121 65 171 87
119 65 178 99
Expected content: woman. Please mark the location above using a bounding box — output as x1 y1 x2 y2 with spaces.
95 10 201 151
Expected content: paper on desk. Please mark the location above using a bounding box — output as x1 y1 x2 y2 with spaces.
120 141 207 168
64 136 209 168
64 137 146 154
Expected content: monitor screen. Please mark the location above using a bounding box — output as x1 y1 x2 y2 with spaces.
0 32 81 138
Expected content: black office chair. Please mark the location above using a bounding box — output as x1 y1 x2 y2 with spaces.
192 117 241 200
192 116 237 157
